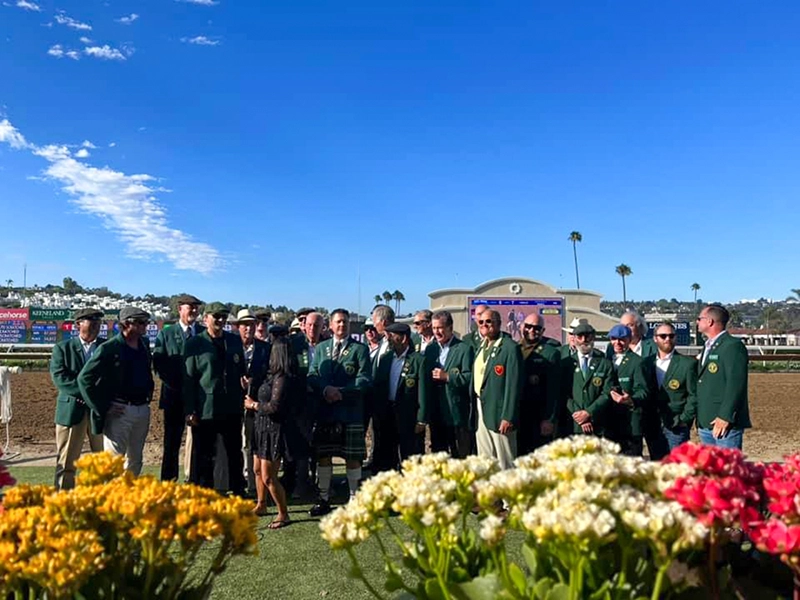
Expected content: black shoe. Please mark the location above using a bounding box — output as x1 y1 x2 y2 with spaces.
309 499 332 517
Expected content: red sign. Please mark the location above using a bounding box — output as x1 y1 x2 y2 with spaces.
0 308 29 321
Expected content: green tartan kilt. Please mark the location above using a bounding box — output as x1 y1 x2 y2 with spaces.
312 422 366 462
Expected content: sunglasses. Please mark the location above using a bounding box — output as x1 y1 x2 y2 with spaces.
413 320 430 326
211 314 228 321
656 333 676 340
130 319 149 326
478 319 495 326
523 324 543 331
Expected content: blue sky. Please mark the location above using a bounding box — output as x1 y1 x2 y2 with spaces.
1 1 798 312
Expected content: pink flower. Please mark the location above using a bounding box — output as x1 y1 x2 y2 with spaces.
748 519 800 555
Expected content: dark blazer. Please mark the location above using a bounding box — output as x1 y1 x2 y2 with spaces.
606 350 650 439
183 331 246 420
78 334 154 434
520 341 560 427
373 348 430 429
245 338 271 395
152 323 206 409
642 351 698 429
691 332 750 430
470 336 524 432
563 349 615 436
423 337 474 428
51 336 106 427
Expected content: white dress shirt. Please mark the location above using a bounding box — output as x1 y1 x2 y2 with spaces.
179 322 196 339
389 348 408 403
80 337 97 360
701 331 726 364
656 351 674 387
630 340 643 356
437 336 453 366
613 352 625 370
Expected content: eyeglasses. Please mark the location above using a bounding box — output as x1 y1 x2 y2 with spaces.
478 319 495 326
656 333 676 339
413 320 430 326
696 316 709 322
523 324 543 331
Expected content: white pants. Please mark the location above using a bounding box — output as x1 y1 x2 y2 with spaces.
242 412 255 491
103 403 151 476
475 397 517 470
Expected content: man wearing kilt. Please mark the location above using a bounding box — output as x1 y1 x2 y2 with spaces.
307 308 372 517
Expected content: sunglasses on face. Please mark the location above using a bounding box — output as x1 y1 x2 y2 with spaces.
211 314 227 321
413 320 430 326
478 319 496 326
656 333 676 340
130 319 148 326
523 324 543 331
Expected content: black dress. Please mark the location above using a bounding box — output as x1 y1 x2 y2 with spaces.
252 373 291 462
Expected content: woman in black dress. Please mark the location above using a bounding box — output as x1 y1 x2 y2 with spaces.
244 336 297 528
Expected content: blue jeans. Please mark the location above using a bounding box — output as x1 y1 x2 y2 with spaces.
661 425 691 452
698 427 743 450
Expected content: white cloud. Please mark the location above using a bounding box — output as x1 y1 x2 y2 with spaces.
74 148 90 158
108 142 116 148
181 35 220 46
0 118 224 274
47 44 80 60
116 13 138 24
79 36 92 44
176 0 218 5
84 44 132 61
81 140 97 149
15 0 41 11
54 12 92 31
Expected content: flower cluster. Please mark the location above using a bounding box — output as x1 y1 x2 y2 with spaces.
0 452 258 599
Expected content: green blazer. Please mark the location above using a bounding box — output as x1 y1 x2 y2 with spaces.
152 323 206 409
183 331 246 420
308 337 372 425
470 336 524 432
78 334 154 434
462 330 483 352
605 337 658 361
50 337 106 427
606 350 650 439
520 341 560 427
642 352 697 429
692 332 751 430
373 349 430 430
563 349 615 436
424 337 474 428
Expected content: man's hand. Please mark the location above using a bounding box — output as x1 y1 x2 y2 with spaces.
711 417 730 439
498 420 514 435
581 422 594 434
240 375 252 391
610 390 633 406
572 410 590 425
244 396 258 411
540 420 555 437
431 368 449 382
415 422 427 435
323 386 342 403
186 413 199 427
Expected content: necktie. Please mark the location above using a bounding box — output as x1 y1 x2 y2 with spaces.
333 341 342 361
186 326 193 339
482 343 491 362
581 355 589 376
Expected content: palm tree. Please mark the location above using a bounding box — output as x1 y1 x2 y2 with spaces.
382 290 392 305
373 294 382 305
615 264 632 304
5 279 12 290
391 290 405 314
791 288 800 301
691 283 701 302
568 231 582 288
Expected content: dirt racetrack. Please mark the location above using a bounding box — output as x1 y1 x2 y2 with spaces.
2 371 799 465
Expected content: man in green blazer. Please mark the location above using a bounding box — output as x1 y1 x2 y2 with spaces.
307 308 372 517
690 304 750 449
425 310 474 458
51 308 105 489
373 323 430 471
183 307 247 494
562 322 615 438
153 293 203 482
411 309 435 354
78 306 154 476
642 322 698 458
606 325 651 456
470 309 524 469
518 313 560 454
463 304 489 352
604 311 658 360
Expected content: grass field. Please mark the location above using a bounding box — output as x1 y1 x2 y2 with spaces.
7 466 386 600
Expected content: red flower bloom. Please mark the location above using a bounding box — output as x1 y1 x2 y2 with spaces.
665 475 758 528
748 519 800 555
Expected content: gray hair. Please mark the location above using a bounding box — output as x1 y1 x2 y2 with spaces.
372 304 395 325
415 309 433 321
622 310 648 339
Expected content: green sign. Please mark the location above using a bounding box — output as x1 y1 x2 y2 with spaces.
103 309 121 319
29 308 72 321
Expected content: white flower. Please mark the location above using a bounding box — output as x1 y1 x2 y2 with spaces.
479 514 506 547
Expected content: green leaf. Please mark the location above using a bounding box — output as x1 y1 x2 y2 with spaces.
508 563 528 595
453 574 503 600
384 566 404 593
424 577 448 600
522 543 539 577
544 583 571 600
533 578 554 599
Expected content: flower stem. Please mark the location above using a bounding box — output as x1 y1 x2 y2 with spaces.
347 548 387 600
651 564 669 600
708 527 720 600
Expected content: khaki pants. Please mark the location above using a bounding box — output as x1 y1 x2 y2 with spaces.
103 403 151 476
475 397 517 470
184 426 194 480
55 414 104 490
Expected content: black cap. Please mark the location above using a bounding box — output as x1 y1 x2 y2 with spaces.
119 306 150 322
573 322 596 336
295 307 314 318
73 308 104 321
175 294 202 306
254 309 272 321
385 322 411 336
203 306 230 316
268 324 289 336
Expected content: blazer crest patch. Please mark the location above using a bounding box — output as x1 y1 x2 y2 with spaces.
708 362 718 374
494 365 505 377
668 378 680 390
592 376 603 387
405 377 416 388
345 363 355 376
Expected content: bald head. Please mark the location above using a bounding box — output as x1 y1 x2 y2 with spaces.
305 312 323 343
522 313 545 343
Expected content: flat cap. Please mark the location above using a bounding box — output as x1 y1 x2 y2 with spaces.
203 305 230 316
385 322 411 336
295 307 314 318
254 309 272 321
175 293 202 306
608 324 632 339
73 308 104 321
572 322 596 336
232 308 256 324
119 306 150 322
269 324 289 336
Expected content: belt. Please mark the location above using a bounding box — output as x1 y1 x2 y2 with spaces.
113 398 150 406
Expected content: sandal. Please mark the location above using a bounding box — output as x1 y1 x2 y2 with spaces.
268 518 290 530
253 505 269 517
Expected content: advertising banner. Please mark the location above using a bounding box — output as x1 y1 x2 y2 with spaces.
29 308 72 321
0 308 29 321
467 297 565 344
31 323 58 343
0 321 27 343
647 321 691 346
146 323 159 345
